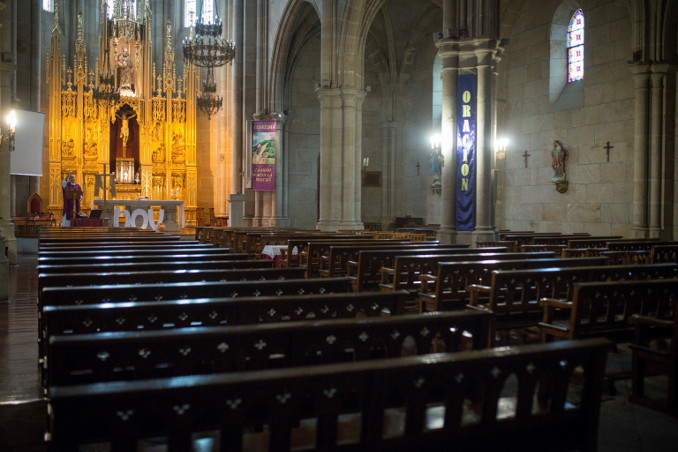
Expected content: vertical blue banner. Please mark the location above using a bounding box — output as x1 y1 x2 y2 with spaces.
456 73 476 230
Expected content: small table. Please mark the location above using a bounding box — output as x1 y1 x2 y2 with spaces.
261 245 297 267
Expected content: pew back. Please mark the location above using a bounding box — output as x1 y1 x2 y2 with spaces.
47 310 493 386
540 279 678 342
48 338 611 452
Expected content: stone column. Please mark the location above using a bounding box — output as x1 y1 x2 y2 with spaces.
0 0 17 265
630 64 651 238
436 55 458 245
316 87 341 231
340 88 365 231
474 62 494 237
380 121 399 228
648 66 667 238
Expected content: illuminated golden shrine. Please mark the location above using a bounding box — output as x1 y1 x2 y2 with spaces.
46 1 199 225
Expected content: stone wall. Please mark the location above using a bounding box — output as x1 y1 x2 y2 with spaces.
496 0 633 235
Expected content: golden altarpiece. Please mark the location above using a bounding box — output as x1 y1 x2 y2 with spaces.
45 2 199 225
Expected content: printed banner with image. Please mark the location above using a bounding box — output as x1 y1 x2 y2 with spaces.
251 120 277 191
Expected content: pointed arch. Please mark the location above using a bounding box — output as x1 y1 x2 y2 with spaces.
268 0 320 113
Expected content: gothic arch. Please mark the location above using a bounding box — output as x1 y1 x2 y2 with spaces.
269 0 320 113
337 0 386 89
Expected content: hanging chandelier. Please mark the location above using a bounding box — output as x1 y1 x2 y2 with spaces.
197 67 223 120
93 72 121 105
183 18 236 68
183 0 235 118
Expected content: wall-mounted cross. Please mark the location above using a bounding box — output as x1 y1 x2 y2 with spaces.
604 141 614 162
522 150 531 168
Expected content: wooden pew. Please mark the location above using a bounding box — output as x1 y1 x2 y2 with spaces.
467 263 678 344
348 247 509 292
47 338 611 452
539 279 678 343
650 244 678 264
42 291 414 340
37 259 273 275
380 251 558 295
38 246 232 258
46 310 493 386
40 291 414 379
302 239 416 274
38 267 308 295
317 242 444 278
37 251 249 266
40 277 354 307
417 257 609 313
37 241 204 251
628 304 678 412
39 234 181 244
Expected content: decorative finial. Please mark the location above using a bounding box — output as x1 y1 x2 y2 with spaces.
77 10 83 40
54 0 60 31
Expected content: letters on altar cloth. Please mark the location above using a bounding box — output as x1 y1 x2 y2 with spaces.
114 208 165 230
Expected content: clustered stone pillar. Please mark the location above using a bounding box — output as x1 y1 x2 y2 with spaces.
0 0 17 266
435 0 501 245
630 64 651 238
316 87 366 231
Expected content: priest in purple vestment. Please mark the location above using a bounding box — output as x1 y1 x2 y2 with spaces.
62 173 83 227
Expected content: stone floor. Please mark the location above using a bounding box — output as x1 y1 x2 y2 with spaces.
1 252 677 451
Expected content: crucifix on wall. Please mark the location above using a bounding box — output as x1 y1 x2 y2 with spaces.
604 141 614 162
522 150 531 168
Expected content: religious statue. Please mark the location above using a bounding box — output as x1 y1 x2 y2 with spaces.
551 140 568 193
172 131 185 162
62 138 75 158
430 147 444 191
117 47 134 91
153 142 166 163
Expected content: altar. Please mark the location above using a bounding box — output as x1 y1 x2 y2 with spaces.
94 199 185 232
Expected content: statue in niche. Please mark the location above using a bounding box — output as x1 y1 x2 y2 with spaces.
84 127 97 158
551 140 569 193
153 142 166 163
152 121 164 142
117 47 134 91
62 139 75 158
172 131 185 163
430 147 444 191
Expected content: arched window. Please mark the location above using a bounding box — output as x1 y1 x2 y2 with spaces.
42 0 53 12
567 9 584 82
185 0 214 27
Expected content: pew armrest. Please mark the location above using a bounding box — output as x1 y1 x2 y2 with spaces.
380 267 395 285
418 274 438 294
539 297 572 324
467 284 491 306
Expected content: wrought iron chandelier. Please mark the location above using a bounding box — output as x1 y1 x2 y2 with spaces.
93 72 121 105
183 0 236 119
197 67 223 120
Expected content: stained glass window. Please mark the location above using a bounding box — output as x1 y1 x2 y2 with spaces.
185 0 214 27
42 0 53 12
567 9 584 82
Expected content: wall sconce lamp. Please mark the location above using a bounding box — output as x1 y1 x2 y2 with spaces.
362 157 369 171
1 110 16 152
495 137 509 160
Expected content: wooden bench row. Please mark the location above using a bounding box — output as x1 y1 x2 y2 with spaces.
47 338 611 452
46 310 494 386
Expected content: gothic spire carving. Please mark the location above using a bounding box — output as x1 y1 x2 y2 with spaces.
163 19 176 93
74 10 87 86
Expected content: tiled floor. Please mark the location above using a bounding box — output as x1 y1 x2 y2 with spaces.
1 251 677 451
